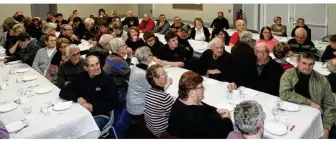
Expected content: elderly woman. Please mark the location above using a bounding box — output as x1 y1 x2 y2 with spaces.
167 71 233 138
271 16 287 37
46 38 70 83
110 21 128 41
190 18 210 42
144 64 174 138
32 34 57 75
229 20 245 46
227 100 266 139
39 22 57 46
272 42 294 71
125 27 145 52
239 31 256 48
327 58 336 93
211 28 230 45
5 23 26 56
256 26 278 51
56 44 85 89
126 46 153 131
153 14 170 34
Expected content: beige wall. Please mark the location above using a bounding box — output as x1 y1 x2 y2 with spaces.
57 4 138 19
0 4 31 25
152 4 234 25
328 4 336 35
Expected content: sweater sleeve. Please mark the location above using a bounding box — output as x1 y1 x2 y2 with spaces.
142 20 155 33
56 65 66 89
321 45 332 62
229 32 239 45
59 76 81 102
204 27 211 42
32 49 43 74
210 19 216 28
159 23 170 34
321 78 336 130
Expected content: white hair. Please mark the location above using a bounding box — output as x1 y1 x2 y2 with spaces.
84 18 95 25
12 23 25 32
134 46 152 63
42 23 56 34
209 37 223 49
66 44 80 57
109 38 124 53
99 34 113 46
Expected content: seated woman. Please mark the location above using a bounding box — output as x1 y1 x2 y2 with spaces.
110 21 128 41
190 18 210 42
227 100 266 139
127 46 153 132
125 27 145 53
0 120 9 139
46 38 70 84
5 23 26 56
271 16 287 37
144 64 175 138
211 28 230 45
272 42 294 71
153 14 170 34
167 71 233 138
256 26 278 51
229 20 245 47
321 34 336 63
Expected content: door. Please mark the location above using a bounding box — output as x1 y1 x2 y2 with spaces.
242 4 259 31
138 4 153 17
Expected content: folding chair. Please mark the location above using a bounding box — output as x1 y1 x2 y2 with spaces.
94 110 118 139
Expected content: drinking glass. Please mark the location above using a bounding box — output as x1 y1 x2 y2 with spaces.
271 107 280 122
226 90 233 105
26 87 34 98
23 106 32 116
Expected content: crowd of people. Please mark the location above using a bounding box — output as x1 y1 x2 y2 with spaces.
1 8 336 139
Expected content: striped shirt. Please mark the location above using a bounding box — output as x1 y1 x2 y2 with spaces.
144 86 175 137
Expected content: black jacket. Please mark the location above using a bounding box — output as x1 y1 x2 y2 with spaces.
190 26 211 42
210 17 230 30
86 45 110 68
26 23 42 40
5 39 41 66
321 45 336 63
58 33 81 45
327 73 336 93
121 17 139 27
125 37 145 52
56 59 85 89
146 36 163 57
55 19 68 32
59 71 119 116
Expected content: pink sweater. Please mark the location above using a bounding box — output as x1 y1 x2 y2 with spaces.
256 38 278 51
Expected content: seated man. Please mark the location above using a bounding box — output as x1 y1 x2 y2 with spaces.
83 18 98 40
138 14 155 33
121 11 139 28
280 52 336 139
157 31 187 67
327 58 336 93
59 55 119 130
58 24 81 45
143 31 163 57
287 27 319 60
54 13 68 32
32 34 57 75
210 11 230 30
103 38 131 94
321 34 336 63
170 16 185 32
254 43 284 96
87 34 113 67
5 33 41 66
57 44 85 89
227 100 265 139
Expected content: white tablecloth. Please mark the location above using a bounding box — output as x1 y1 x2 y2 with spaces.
0 63 100 139
164 67 324 139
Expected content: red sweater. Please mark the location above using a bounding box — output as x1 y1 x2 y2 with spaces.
138 19 155 33
229 32 239 45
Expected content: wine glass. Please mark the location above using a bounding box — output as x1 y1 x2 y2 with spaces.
23 106 32 116
226 90 233 105
2 76 8 86
271 107 280 122
26 87 34 98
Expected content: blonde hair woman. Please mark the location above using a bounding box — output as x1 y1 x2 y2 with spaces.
39 23 57 46
229 20 245 47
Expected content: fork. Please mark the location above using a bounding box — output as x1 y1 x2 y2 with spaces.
14 123 29 134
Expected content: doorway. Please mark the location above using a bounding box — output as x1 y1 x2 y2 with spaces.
31 4 57 20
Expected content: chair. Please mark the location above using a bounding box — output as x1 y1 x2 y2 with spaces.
94 110 118 139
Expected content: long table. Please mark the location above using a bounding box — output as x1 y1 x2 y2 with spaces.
0 63 100 139
164 67 324 139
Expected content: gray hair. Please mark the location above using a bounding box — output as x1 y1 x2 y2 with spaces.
84 18 95 25
327 58 336 73
134 46 152 63
42 23 56 34
234 100 266 135
239 31 256 48
209 37 223 49
99 34 113 46
12 23 25 32
65 44 80 57
109 38 124 53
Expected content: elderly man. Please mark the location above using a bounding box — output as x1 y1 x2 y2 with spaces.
59 55 119 130
122 11 139 28
58 24 81 45
87 34 113 67
280 52 336 139
287 27 319 60
228 100 265 139
291 18 312 40
32 34 57 74
254 43 284 96
83 18 98 39
138 14 155 33
210 11 230 30
104 38 131 95
156 31 187 67
2 11 23 32
57 44 85 89
170 16 185 32
327 58 336 93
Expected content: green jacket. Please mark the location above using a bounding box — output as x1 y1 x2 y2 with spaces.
280 68 336 130
2 16 14 32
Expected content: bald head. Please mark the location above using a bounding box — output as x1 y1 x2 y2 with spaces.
255 43 269 63
210 37 224 57
99 34 114 50
295 27 307 44
255 43 269 53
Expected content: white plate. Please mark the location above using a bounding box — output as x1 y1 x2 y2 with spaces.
0 102 18 113
35 87 52 94
52 101 73 111
5 120 26 133
264 122 288 136
16 68 30 73
6 60 21 65
23 75 38 82
280 101 300 112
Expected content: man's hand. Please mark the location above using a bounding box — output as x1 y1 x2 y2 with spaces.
77 97 87 105
311 101 322 112
82 103 93 112
207 69 221 75
320 128 329 139
70 35 78 41
227 82 237 90
217 108 231 119
126 47 133 56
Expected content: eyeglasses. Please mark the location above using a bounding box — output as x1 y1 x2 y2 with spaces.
256 52 267 55
71 52 80 57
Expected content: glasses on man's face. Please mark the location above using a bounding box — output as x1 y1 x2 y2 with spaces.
71 52 80 57
256 52 267 56
48 39 57 42
65 28 72 31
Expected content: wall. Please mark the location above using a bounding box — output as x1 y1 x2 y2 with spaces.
57 4 138 19
0 4 31 25
327 4 336 35
152 4 234 26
